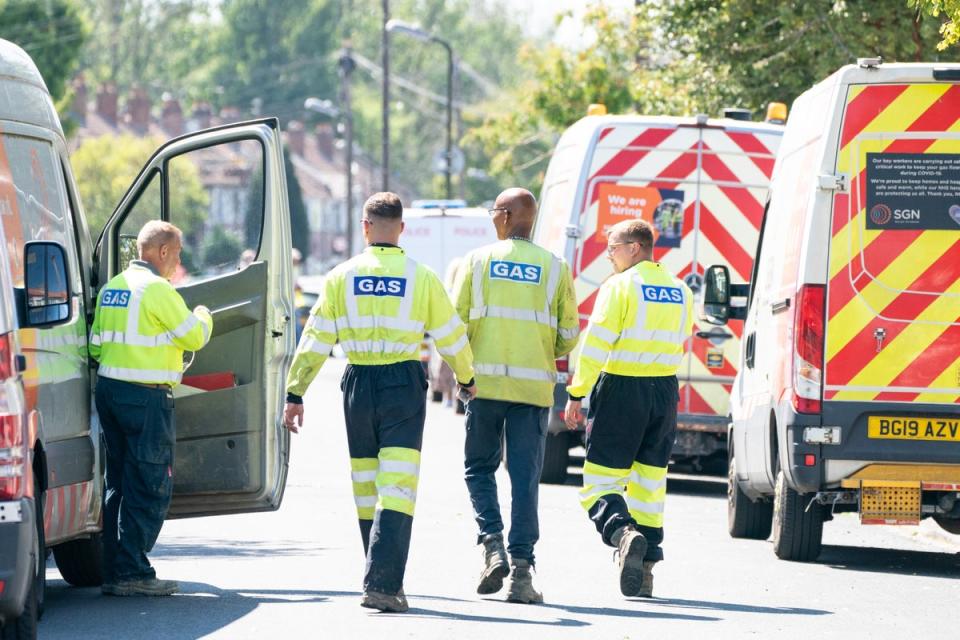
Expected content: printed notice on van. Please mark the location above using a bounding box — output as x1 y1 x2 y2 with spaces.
866 152 960 230
595 184 685 247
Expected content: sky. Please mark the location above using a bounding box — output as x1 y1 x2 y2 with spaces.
519 0 637 44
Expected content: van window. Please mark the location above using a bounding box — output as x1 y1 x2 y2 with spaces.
0 133 80 291
117 171 162 271
539 178 573 256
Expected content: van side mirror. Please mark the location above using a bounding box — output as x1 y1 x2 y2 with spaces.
24 242 72 326
702 264 749 325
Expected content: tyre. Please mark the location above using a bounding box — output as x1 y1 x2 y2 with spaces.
52 532 103 587
540 432 570 484
771 469 823 561
727 443 772 540
933 515 960 535
431 390 443 403
1 482 43 640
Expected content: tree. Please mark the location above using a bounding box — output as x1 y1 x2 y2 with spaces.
912 0 960 49
284 148 311 259
0 0 87 101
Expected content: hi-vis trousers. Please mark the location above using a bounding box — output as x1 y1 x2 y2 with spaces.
580 373 679 562
342 360 427 595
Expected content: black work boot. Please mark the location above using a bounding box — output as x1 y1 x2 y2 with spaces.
638 561 655 597
102 577 179 597
477 533 509 595
611 525 647 597
360 588 408 613
505 558 543 604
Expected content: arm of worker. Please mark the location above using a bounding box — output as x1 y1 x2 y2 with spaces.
148 281 213 351
450 252 473 325
283 274 340 432
554 262 580 357
564 281 624 428
426 269 476 399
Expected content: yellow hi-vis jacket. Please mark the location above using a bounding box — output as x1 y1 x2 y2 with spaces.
89 261 213 386
452 239 579 408
567 260 693 398
286 246 474 397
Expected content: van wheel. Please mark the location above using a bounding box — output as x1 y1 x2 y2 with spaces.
540 432 570 484
727 444 772 539
771 469 823 561
1 480 43 640
52 533 103 587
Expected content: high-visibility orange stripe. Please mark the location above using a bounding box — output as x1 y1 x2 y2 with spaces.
839 84 910 149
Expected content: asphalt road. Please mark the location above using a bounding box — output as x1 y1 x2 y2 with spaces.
39 358 960 639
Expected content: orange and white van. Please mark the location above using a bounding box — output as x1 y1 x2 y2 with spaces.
706 58 960 561
533 105 784 482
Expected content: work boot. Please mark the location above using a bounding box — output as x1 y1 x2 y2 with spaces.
101 577 179 597
637 561 655 597
611 525 647 597
360 589 409 613
505 558 543 604
477 534 509 595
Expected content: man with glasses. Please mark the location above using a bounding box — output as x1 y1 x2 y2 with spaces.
563 218 693 598
282 192 476 613
451 188 579 604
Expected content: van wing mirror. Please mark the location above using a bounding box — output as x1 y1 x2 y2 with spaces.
23 241 72 327
702 264 749 325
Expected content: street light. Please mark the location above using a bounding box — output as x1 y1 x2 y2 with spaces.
385 18 455 200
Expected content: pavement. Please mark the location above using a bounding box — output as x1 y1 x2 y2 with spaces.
39 358 960 639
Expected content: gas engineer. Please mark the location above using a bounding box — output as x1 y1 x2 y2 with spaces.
564 218 693 598
451 188 579 604
90 220 213 597
283 192 476 613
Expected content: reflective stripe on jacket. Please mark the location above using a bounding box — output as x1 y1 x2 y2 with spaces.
285 245 474 397
89 262 213 386
567 261 693 398
453 239 579 407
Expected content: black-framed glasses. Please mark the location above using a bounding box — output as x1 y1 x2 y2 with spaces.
487 207 510 216
606 241 638 255
361 217 374 225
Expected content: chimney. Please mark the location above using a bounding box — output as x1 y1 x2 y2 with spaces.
191 101 212 130
160 92 184 136
95 82 118 126
286 120 305 157
315 123 335 161
219 106 241 123
126 85 151 133
70 75 87 123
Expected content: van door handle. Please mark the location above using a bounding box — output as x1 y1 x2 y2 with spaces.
745 333 756 369
771 299 791 314
695 330 733 341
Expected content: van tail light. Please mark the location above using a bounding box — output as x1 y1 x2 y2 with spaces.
555 357 569 373
792 284 825 414
0 332 26 500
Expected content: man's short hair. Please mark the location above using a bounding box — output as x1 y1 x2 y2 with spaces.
608 219 654 249
137 220 183 253
363 192 404 220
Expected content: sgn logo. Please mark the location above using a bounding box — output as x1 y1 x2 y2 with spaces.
354 276 406 297
641 285 683 304
869 204 892 225
101 289 131 307
489 261 542 284
893 209 921 221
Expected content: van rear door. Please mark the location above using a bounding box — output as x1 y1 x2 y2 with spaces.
96 118 294 517
825 81 960 406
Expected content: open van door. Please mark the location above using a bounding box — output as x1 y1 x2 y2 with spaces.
95 118 295 517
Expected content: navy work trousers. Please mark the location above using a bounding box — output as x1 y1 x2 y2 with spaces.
96 376 175 583
341 361 427 595
464 398 548 563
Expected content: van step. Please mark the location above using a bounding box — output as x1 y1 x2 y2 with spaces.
860 480 921 525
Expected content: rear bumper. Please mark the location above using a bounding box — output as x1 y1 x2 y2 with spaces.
0 498 36 624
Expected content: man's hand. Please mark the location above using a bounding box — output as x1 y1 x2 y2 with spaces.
458 382 478 402
564 399 583 430
283 402 304 433
194 304 210 316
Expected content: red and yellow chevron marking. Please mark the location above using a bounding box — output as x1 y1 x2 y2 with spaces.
572 122 780 418
44 480 95 544
826 83 960 404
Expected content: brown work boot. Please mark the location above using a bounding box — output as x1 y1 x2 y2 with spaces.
611 525 647 597
102 577 179 597
637 561 655 597
360 589 409 613
477 534 510 595
505 558 543 604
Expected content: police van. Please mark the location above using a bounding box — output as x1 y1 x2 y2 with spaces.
704 59 960 561
533 104 784 482
0 38 294 636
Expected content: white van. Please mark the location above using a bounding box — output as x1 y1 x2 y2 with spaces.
704 59 960 561
0 38 294 635
533 106 783 482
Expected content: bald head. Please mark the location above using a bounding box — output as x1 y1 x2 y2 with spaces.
492 188 537 240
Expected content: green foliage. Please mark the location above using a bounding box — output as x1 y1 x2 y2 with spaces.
284 148 311 258
202 225 243 269
0 0 88 101
911 0 960 49
70 134 209 240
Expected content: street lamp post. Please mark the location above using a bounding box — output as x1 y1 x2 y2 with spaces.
385 19 455 200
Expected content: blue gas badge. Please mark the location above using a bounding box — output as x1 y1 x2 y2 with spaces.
640 285 683 304
353 276 407 297
100 289 131 307
489 261 542 284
